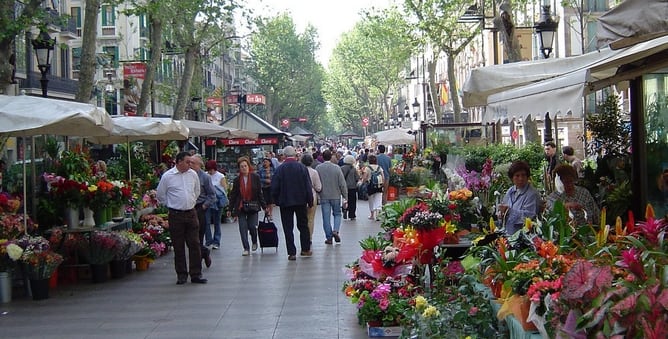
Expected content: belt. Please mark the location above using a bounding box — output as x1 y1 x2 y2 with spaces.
168 208 194 214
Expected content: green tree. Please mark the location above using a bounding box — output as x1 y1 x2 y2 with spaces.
324 7 415 135
404 0 482 122
247 13 326 131
0 0 48 92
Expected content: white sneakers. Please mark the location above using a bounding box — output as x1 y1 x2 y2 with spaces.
242 250 250 256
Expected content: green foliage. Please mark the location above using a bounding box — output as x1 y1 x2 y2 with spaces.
358 235 391 251
248 13 326 131
585 93 631 158
380 198 417 232
324 7 415 135
56 150 91 182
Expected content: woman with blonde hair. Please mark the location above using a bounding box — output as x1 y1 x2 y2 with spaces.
228 157 267 256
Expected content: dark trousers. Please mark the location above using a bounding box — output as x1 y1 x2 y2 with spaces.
279 205 310 256
196 204 211 259
344 188 358 219
169 209 202 279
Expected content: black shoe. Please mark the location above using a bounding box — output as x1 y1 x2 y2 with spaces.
324 239 333 245
176 278 187 285
203 255 212 268
191 277 208 284
332 231 341 243
288 255 297 261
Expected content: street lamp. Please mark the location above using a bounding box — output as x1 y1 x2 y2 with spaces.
534 5 559 59
31 30 56 98
104 71 114 93
411 97 420 121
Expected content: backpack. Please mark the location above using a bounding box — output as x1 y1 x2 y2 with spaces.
367 166 383 194
215 186 229 209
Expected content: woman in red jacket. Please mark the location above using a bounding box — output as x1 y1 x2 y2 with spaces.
228 157 267 256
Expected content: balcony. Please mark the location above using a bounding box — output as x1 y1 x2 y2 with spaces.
100 26 117 38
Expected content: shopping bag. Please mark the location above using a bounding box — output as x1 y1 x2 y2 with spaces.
258 214 279 250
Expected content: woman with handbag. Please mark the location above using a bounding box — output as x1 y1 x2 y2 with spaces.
204 160 228 249
228 156 267 256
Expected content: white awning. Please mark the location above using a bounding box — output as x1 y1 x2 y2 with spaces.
464 34 668 122
486 70 587 123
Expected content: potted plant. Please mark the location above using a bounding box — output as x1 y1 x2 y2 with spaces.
16 235 63 300
76 230 121 283
0 239 23 302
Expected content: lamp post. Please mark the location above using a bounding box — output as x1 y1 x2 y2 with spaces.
534 5 559 59
31 30 56 98
411 98 420 122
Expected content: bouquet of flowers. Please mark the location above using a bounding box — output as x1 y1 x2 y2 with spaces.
114 231 145 261
46 175 88 208
109 180 132 208
0 192 21 214
85 180 115 210
77 230 121 264
0 213 35 239
343 275 420 326
0 239 24 272
16 235 63 280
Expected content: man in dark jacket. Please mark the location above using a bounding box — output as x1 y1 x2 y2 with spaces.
271 146 314 260
190 154 216 268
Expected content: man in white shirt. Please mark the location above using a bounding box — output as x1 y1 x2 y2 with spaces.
156 151 208 285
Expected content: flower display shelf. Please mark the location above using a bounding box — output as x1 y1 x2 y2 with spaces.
367 323 402 337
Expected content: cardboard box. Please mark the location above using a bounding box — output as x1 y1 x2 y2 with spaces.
367 324 402 337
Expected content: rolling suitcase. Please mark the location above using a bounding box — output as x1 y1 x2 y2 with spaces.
258 214 279 252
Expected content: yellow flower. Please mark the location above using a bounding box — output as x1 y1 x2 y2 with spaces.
88 185 98 193
445 221 457 234
414 295 427 310
422 305 440 318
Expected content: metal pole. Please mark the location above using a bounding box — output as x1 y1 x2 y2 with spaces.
39 67 49 97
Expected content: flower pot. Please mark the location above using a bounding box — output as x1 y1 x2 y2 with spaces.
405 186 418 197
49 268 58 289
90 263 109 283
0 272 12 303
387 186 398 201
134 258 150 271
109 260 126 279
65 207 80 228
29 278 50 300
125 259 133 274
93 208 107 226
367 322 402 337
83 207 96 227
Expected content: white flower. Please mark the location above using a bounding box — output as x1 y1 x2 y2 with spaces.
110 180 125 188
6 243 24 261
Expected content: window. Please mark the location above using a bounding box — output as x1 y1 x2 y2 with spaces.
72 47 81 71
139 14 148 38
102 46 119 67
71 7 82 28
644 71 668 216
101 5 115 26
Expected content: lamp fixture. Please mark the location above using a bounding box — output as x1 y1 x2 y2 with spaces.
534 5 559 59
104 71 114 93
411 97 420 119
31 30 56 98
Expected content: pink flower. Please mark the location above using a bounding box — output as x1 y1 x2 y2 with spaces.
468 306 479 316
379 298 390 311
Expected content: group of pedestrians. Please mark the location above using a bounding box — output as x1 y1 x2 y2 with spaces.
155 143 398 284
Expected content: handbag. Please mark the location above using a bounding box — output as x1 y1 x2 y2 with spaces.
215 186 228 208
242 200 261 213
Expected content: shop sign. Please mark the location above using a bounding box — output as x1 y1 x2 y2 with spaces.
217 137 278 146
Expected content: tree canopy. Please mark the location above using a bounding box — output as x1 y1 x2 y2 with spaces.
247 13 326 133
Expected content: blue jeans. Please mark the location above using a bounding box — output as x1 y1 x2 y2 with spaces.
237 211 258 251
204 207 222 246
320 199 342 240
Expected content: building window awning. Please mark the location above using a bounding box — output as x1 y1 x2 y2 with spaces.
464 34 668 123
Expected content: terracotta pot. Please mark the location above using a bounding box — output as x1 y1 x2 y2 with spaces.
135 258 150 271
387 186 398 201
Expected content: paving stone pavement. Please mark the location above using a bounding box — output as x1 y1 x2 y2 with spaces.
0 206 383 339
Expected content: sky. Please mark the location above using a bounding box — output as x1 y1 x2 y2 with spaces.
244 0 396 67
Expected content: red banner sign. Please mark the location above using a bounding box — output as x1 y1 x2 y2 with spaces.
217 137 279 146
362 117 369 127
122 62 146 116
224 93 266 105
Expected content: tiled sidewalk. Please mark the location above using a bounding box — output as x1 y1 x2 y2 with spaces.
0 207 381 339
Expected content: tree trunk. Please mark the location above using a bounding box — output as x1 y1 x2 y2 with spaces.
137 12 162 117
447 55 461 122
75 0 101 103
172 46 197 120
494 2 522 63
0 0 44 92
523 115 540 144
427 57 438 118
